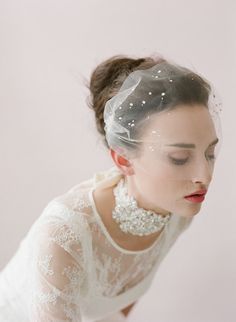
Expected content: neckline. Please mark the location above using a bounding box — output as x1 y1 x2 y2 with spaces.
88 185 171 255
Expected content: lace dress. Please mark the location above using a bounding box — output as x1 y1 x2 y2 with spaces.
0 166 194 321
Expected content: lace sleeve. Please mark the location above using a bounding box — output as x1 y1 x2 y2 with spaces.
27 202 87 322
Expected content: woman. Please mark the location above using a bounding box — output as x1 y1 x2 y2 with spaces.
0 54 222 321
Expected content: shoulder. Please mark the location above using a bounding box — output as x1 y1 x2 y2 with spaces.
30 199 90 248
29 166 123 241
48 166 123 217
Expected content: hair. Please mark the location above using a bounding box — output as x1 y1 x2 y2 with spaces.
86 54 211 154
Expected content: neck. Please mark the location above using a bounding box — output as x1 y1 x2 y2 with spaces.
124 175 171 217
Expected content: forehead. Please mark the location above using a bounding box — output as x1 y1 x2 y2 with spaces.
141 104 216 142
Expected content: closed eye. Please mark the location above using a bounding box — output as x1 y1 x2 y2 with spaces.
169 154 216 166
169 157 188 165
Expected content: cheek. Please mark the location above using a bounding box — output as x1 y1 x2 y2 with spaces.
133 158 182 196
134 156 173 177
140 173 175 198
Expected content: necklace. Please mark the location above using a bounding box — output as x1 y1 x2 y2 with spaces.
112 177 172 237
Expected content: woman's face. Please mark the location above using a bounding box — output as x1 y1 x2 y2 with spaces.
128 104 219 218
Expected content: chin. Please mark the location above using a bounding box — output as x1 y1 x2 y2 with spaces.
176 206 201 217
187 207 201 216
177 212 198 218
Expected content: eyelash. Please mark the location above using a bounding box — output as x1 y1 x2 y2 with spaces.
170 155 216 166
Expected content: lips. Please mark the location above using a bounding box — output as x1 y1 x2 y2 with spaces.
185 189 207 197
184 194 205 203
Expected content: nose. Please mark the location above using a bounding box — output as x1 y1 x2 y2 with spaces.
191 159 213 185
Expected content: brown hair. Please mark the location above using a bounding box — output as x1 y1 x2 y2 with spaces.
86 54 211 152
87 55 166 148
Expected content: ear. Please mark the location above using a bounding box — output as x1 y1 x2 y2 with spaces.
109 148 134 176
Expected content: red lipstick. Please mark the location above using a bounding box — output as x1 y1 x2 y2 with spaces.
184 189 207 203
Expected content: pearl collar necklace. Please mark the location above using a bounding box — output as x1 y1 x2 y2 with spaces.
112 177 172 237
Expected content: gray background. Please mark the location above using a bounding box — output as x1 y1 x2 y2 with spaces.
0 0 235 321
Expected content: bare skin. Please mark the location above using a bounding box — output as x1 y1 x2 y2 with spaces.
109 104 217 219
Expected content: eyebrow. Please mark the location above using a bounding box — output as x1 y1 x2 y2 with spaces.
166 138 219 149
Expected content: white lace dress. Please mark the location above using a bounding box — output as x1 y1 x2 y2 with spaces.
0 166 194 322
